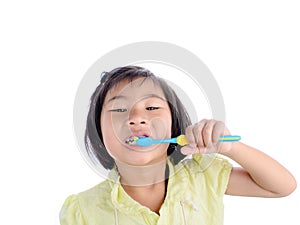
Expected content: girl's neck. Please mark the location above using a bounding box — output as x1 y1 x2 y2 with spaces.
116 159 168 187
116 160 169 214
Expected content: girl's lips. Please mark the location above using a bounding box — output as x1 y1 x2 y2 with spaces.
131 131 151 137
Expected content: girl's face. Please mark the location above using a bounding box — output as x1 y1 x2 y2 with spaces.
100 77 172 166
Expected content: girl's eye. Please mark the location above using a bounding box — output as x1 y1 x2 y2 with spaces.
111 108 127 112
146 107 159 111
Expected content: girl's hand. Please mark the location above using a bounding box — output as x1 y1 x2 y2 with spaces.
180 119 232 155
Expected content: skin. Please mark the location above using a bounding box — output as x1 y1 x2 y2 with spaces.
100 77 297 214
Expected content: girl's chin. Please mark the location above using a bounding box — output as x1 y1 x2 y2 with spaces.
106 144 168 165
115 153 168 167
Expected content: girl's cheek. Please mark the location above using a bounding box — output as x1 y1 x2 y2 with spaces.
110 113 132 140
101 112 120 137
150 117 172 138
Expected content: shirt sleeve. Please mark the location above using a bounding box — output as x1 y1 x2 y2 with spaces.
59 195 86 225
192 154 233 196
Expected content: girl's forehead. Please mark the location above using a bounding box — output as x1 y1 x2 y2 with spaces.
106 78 165 100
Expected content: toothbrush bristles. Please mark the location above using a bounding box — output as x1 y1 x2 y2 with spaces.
125 136 138 145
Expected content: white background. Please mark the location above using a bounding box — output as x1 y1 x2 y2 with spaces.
1 1 299 224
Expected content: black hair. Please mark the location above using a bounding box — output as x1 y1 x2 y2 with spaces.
85 66 191 170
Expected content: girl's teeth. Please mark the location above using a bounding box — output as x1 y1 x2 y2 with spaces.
125 136 137 145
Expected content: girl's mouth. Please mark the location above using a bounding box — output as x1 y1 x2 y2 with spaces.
125 135 149 145
123 134 158 152
125 136 138 145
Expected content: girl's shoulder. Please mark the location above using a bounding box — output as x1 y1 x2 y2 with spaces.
77 179 113 200
60 180 115 225
176 154 232 195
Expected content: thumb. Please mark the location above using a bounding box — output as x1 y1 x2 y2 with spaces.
180 145 197 155
180 144 207 155
180 144 206 155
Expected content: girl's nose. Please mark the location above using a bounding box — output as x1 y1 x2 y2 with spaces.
128 108 148 126
129 120 146 125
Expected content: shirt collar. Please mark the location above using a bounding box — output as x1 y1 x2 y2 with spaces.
109 157 189 214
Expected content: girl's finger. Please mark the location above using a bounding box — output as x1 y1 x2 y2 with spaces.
193 120 207 148
202 119 215 148
185 125 197 147
212 121 226 144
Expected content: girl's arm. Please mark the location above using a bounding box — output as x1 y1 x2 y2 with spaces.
181 119 297 197
223 142 297 197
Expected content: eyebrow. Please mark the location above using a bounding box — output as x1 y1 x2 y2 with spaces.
106 94 166 104
106 95 127 104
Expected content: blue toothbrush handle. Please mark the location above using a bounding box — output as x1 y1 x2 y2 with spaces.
135 137 177 146
150 137 177 144
135 135 241 147
160 137 178 144
218 135 241 142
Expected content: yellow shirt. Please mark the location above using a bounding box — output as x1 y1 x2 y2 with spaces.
60 154 232 225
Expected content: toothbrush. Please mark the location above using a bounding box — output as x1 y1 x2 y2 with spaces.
126 135 241 147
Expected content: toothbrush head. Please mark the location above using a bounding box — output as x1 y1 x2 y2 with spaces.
125 136 139 145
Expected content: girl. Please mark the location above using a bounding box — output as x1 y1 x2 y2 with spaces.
60 66 296 225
